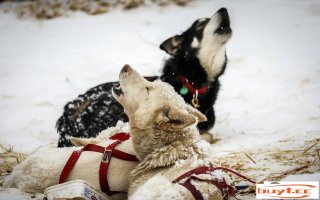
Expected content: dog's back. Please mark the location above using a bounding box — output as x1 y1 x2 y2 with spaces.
4 135 137 199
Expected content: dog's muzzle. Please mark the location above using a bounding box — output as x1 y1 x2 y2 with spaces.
215 8 231 35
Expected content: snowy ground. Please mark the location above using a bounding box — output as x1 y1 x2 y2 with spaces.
0 0 320 199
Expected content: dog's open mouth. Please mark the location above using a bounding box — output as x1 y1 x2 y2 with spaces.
112 82 123 96
215 18 231 35
219 18 230 30
215 8 231 35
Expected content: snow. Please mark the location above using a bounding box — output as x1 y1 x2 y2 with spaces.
0 188 42 200
282 173 320 182
0 0 320 199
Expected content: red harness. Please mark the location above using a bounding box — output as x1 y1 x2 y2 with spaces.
179 76 208 95
173 166 256 200
59 132 139 196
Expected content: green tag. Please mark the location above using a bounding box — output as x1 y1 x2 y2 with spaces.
180 87 189 95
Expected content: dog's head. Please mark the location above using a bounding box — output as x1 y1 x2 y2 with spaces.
112 65 206 133
160 8 232 80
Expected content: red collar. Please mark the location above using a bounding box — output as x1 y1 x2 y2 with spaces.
179 76 208 95
59 132 138 196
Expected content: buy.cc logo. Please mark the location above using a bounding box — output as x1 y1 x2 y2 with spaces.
256 181 319 199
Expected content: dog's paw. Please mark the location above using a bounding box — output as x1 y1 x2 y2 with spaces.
130 174 183 200
199 132 213 143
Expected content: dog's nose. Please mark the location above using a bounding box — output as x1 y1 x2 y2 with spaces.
121 64 131 73
217 7 229 21
217 7 228 15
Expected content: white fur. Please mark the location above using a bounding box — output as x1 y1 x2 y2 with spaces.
3 145 76 193
113 66 228 200
129 174 184 200
114 67 194 128
3 123 137 200
191 37 200 48
197 13 231 81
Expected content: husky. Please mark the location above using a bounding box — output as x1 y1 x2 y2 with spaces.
56 7 232 147
159 7 232 141
112 65 232 200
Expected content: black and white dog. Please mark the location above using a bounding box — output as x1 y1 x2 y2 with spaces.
56 8 232 147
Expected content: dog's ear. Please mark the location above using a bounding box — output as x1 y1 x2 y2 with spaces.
185 104 207 122
156 106 196 131
160 35 184 56
70 137 99 147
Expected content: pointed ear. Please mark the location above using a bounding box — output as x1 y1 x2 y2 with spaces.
156 106 196 131
185 104 207 122
160 35 184 56
70 137 100 147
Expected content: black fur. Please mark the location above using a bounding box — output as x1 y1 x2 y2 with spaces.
160 58 226 133
56 8 231 147
160 9 230 134
56 82 128 147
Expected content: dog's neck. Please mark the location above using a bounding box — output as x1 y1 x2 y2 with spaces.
130 128 205 180
198 46 227 82
162 47 227 85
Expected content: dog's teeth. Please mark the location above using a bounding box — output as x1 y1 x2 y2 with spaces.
114 85 121 91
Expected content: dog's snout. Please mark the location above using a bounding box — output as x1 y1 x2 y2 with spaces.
121 64 131 73
217 7 227 15
217 8 229 20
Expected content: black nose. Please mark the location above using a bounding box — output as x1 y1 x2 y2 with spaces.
217 7 228 14
217 7 229 21
121 64 131 73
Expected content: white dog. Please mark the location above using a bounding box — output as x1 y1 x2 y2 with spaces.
3 122 137 200
112 65 233 200
5 64 234 200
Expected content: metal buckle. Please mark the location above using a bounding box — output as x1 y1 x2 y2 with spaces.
192 90 200 108
101 149 112 163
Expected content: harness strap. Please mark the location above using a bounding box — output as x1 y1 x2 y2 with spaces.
179 177 204 200
59 150 82 184
59 132 138 196
112 149 139 161
109 133 130 141
108 133 138 161
210 166 256 184
59 144 106 184
174 166 212 182
190 176 235 200
99 140 122 195
173 166 255 200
